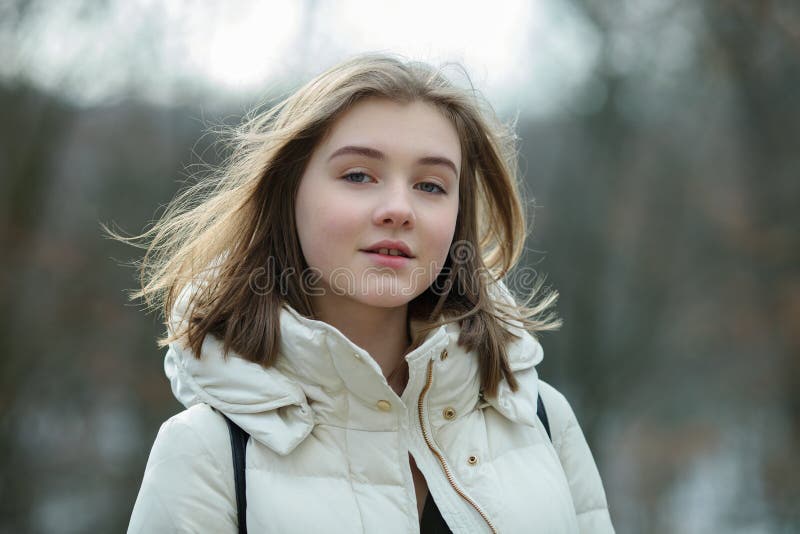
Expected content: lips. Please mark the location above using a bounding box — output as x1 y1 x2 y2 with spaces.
361 240 415 258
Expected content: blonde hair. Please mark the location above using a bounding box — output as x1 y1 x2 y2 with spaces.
113 52 560 397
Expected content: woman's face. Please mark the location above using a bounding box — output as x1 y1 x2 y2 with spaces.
295 97 461 309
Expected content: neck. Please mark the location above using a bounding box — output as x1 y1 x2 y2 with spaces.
311 294 411 386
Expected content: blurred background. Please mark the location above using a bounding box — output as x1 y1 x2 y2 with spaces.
1 0 798 532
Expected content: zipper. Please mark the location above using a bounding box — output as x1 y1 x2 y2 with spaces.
417 358 498 534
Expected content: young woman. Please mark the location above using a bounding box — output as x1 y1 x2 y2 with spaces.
126 54 614 533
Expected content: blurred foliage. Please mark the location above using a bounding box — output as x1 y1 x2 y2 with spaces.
1 0 799 533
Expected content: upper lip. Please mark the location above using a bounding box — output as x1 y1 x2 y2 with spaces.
361 240 415 258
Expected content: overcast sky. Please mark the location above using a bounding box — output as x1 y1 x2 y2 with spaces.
2 0 604 117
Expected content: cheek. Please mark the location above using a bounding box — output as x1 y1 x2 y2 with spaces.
296 182 329 268
296 189 364 269
423 203 460 269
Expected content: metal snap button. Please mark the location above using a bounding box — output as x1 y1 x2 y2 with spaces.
443 407 456 420
467 455 479 466
376 400 392 412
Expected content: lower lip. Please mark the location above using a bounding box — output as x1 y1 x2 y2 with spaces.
361 251 413 268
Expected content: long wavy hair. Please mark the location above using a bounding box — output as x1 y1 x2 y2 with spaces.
113 53 560 397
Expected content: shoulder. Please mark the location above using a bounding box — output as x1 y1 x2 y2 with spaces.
159 403 231 449
536 379 578 447
148 404 232 472
128 404 238 533
535 379 615 532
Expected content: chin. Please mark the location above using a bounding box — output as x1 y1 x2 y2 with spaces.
354 294 414 309
351 280 424 309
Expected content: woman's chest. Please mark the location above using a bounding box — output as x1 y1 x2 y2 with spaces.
242 409 579 533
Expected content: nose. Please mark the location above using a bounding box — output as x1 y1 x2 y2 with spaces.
372 185 415 229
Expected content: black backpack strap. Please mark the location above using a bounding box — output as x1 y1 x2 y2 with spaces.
222 414 249 534
537 393 552 441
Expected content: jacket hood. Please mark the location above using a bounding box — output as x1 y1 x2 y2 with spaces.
164 282 544 455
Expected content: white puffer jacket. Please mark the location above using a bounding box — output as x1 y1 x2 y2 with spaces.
128 303 614 533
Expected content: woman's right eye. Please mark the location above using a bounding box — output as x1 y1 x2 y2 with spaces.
341 171 374 183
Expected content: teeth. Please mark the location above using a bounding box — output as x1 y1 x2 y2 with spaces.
376 248 405 257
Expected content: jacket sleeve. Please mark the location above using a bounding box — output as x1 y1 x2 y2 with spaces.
128 404 238 534
538 381 615 534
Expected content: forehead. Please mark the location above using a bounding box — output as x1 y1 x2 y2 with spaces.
318 97 462 165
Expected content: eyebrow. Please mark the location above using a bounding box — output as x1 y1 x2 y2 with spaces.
328 145 459 178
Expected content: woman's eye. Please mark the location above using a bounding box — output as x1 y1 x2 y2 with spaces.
342 171 373 184
416 182 446 194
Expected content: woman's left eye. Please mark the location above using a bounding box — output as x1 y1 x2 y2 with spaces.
415 182 446 194
342 171 374 183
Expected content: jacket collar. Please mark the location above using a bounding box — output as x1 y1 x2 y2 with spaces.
165 290 544 456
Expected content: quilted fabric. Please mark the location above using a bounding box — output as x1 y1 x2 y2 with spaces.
129 298 614 533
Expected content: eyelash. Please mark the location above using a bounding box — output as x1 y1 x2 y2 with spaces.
341 171 447 195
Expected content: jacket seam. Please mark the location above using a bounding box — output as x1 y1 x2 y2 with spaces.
146 418 225 473
178 415 230 482
342 391 367 533
144 449 217 473
165 415 235 520
314 421 400 432
554 406 576 453
577 504 610 515
148 483 183 532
